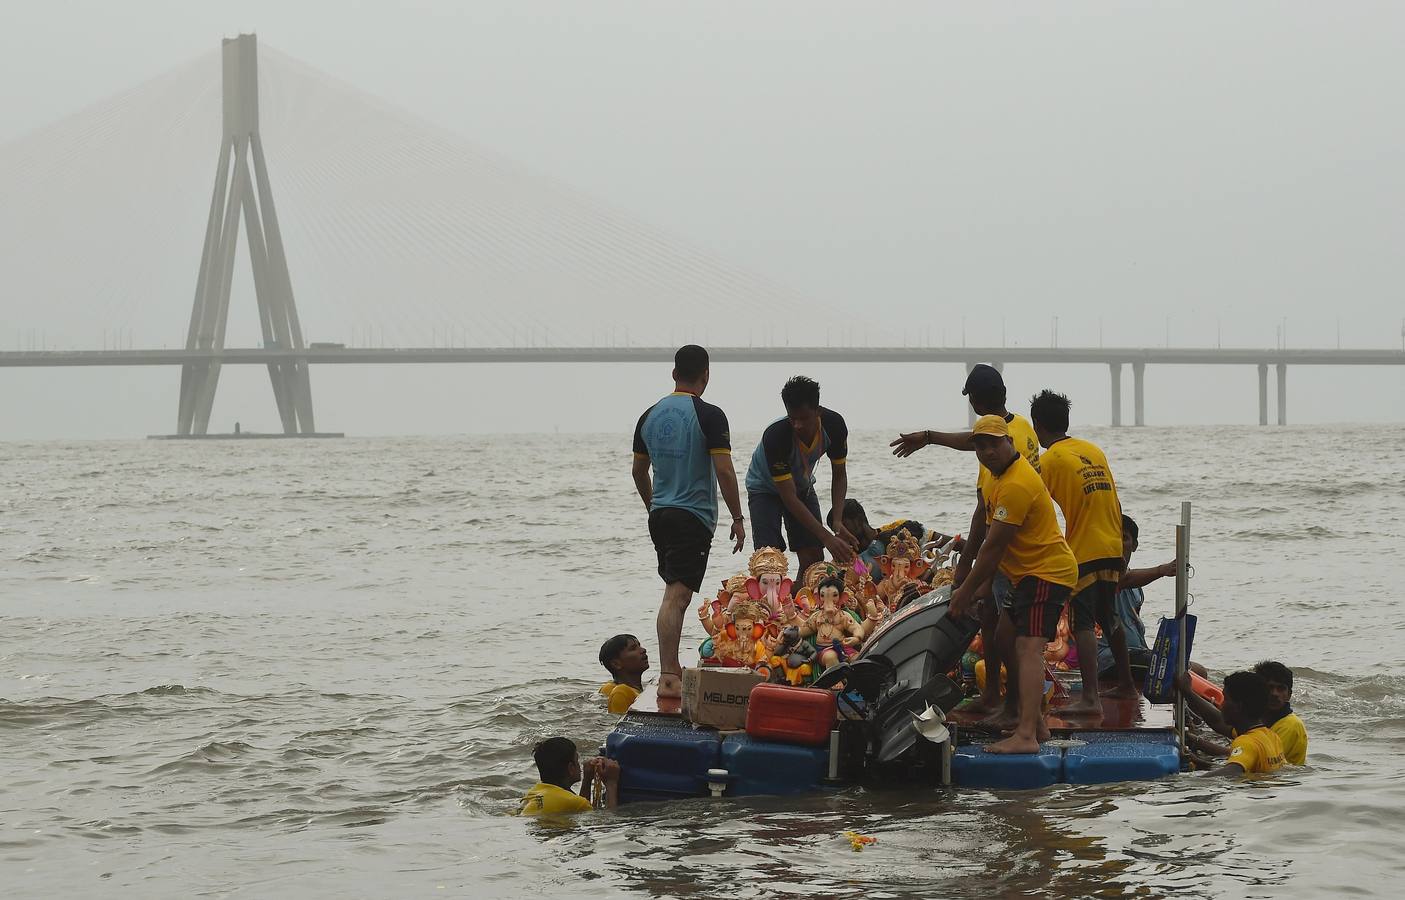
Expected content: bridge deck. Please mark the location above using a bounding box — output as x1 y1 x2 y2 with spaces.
2 345 1402 366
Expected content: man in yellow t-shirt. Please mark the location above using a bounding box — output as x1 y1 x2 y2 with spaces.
950 415 1078 755
517 737 619 815
1255 660 1308 765
889 364 1042 722
1029 389 1133 715
598 634 649 715
1203 672 1285 776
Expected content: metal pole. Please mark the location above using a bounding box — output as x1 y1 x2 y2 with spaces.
1175 501 1191 760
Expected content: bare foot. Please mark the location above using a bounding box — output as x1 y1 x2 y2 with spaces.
1103 683 1142 700
657 672 683 699
985 734 1041 754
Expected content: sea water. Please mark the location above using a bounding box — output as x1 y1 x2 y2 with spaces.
2 426 1402 897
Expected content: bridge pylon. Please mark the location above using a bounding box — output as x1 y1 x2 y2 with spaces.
176 33 316 435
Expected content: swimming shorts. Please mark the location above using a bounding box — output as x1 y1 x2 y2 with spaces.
1009 576 1071 642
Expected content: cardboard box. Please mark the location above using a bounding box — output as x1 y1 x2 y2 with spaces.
682 666 765 730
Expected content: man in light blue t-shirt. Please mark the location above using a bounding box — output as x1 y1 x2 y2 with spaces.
632 346 745 699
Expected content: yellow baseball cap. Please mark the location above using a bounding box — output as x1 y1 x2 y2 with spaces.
971 414 1009 439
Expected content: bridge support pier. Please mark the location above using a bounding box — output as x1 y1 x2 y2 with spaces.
1109 363 1123 427
1276 363 1287 426
1258 364 1268 425
1133 362 1145 426
177 34 315 436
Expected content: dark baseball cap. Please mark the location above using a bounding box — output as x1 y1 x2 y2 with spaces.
962 363 1005 396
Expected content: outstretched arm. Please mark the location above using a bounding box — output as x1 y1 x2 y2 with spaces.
890 429 975 458
1119 561 1177 591
1176 672 1232 739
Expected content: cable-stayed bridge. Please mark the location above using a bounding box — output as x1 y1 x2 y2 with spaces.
0 34 1400 433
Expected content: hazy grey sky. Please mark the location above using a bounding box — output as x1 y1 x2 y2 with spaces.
1 1 1402 438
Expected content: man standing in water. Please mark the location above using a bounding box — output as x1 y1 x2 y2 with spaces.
1029 389 1137 714
744 376 856 571
632 346 746 699
890 364 1040 720
949 415 1078 754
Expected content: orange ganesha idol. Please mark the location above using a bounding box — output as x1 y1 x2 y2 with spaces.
708 599 772 670
698 573 750 641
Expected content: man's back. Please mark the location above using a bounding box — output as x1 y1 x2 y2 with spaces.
518 782 592 816
634 392 730 530
1039 436 1123 568
1228 725 1286 774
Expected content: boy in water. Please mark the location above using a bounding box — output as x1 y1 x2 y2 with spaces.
598 634 649 714
1254 661 1308 765
1179 671 1285 775
517 737 619 815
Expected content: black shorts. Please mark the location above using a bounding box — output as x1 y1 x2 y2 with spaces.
748 488 823 553
1072 560 1124 631
1007 576 1072 641
648 507 713 593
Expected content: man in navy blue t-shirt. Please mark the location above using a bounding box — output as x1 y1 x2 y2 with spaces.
744 376 856 573
632 345 745 699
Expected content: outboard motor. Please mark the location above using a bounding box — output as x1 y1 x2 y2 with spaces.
816 585 979 781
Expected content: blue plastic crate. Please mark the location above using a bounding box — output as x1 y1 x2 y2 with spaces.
951 742 1062 790
605 714 722 804
719 734 829 797
1063 740 1181 785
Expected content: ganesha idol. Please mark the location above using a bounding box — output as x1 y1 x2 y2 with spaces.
796 559 885 638
746 547 794 620
800 575 864 670
698 574 751 643
701 599 772 670
876 530 934 611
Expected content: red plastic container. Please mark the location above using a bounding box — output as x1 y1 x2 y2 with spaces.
744 683 837 747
